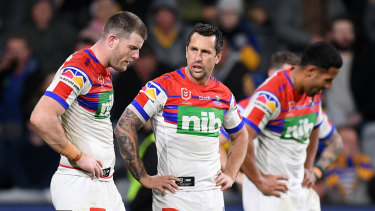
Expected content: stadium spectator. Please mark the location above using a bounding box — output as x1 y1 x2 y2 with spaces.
15 0 77 74
216 0 262 74
146 0 191 69
322 127 374 205
0 35 42 189
246 3 280 76
0 0 28 58
273 0 346 54
79 0 119 42
212 38 255 101
324 17 362 128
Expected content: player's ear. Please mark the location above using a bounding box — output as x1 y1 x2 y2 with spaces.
108 34 119 49
215 51 222 65
305 65 317 77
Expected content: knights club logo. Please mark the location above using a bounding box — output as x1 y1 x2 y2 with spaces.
98 75 105 86
181 88 191 100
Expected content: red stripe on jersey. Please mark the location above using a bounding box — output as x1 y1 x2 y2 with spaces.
162 208 179 211
90 83 113 93
163 108 177 113
279 103 320 119
53 81 73 101
164 119 177 125
134 92 149 107
59 163 75 169
80 95 99 101
90 208 105 211
247 107 265 126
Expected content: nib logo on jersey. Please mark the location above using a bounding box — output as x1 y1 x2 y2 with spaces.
281 113 316 142
177 105 223 137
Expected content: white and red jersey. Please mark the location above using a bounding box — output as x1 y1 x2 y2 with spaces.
45 47 115 181
241 68 323 183
317 112 335 154
129 68 244 191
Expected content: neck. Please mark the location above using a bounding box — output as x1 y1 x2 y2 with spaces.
289 67 304 94
90 40 108 67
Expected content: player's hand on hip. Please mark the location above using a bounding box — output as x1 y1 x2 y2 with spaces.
140 174 180 196
302 168 315 188
215 170 235 191
257 174 288 197
75 154 103 179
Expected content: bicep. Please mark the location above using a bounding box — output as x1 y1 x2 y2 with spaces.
229 126 248 142
219 133 230 145
245 124 258 141
309 127 320 144
32 95 66 120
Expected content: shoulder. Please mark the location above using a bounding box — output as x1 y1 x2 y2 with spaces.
151 69 183 88
209 76 234 102
256 71 287 98
61 49 95 77
62 49 89 68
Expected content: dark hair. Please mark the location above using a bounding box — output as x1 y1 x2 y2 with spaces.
300 41 342 70
270 51 300 69
102 11 147 40
186 23 223 54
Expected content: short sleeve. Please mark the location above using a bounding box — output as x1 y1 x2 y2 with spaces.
319 112 335 142
223 94 244 134
314 103 324 129
241 91 281 134
127 81 167 123
44 67 91 110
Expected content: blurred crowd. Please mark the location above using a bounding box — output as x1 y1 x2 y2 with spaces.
0 0 375 207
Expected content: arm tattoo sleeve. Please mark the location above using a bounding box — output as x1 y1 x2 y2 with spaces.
114 108 146 181
315 130 343 172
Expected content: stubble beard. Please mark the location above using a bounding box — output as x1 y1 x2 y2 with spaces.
189 67 207 81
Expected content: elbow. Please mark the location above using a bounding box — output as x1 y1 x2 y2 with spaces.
335 135 344 154
114 127 119 139
30 110 44 131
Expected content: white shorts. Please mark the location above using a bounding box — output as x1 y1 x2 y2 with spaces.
242 175 320 211
152 188 224 211
50 172 125 211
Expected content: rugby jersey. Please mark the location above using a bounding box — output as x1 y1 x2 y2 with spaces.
45 47 115 181
128 67 244 191
241 68 323 183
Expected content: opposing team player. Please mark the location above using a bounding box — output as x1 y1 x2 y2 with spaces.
30 12 147 210
114 23 248 210
240 42 342 211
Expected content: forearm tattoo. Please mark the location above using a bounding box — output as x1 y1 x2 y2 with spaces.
316 130 343 171
114 108 146 181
